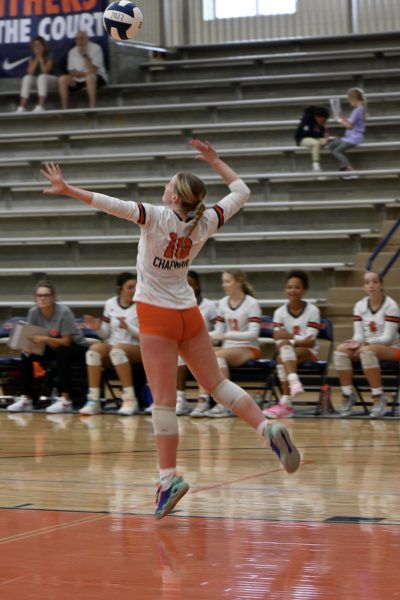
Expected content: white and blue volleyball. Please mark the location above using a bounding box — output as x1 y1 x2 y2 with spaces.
103 1 143 40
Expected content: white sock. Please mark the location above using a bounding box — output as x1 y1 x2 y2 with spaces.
177 390 186 402
280 395 292 406
312 162 321 171
341 385 353 397
371 387 383 397
288 373 300 385
122 387 136 402
256 420 268 437
88 388 100 401
159 467 176 490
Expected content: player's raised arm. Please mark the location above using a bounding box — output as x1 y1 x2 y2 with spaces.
41 161 142 223
41 162 94 205
189 138 241 186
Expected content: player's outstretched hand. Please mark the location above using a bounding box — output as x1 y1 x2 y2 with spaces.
189 139 219 163
41 162 68 195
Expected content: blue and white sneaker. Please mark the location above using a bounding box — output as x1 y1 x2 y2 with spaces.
154 475 190 520
264 422 301 474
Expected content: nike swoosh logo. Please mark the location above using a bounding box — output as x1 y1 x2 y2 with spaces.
2 56 30 71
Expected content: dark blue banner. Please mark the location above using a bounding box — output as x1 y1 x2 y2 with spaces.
0 0 109 78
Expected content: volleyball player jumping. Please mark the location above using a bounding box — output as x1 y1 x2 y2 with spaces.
41 139 301 520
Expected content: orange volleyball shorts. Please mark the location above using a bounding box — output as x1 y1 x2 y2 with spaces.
136 302 204 342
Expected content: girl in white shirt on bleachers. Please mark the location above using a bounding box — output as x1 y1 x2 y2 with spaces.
265 270 321 419
334 270 400 418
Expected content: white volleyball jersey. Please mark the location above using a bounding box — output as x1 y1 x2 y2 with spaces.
353 295 400 346
100 296 139 346
199 297 217 331
273 302 321 354
92 179 250 309
212 294 262 350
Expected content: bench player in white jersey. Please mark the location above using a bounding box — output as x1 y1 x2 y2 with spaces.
334 270 400 418
175 270 217 416
264 270 321 419
79 272 142 416
41 139 301 520
200 269 262 418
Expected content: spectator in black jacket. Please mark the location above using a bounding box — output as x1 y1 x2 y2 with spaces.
295 106 330 172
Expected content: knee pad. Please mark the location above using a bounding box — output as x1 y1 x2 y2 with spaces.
152 405 178 435
177 355 186 367
86 349 102 366
217 356 228 370
110 347 128 366
276 364 287 382
211 378 247 409
280 344 296 362
360 350 380 370
333 351 352 371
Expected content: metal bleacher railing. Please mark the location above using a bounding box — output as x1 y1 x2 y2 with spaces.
367 217 400 277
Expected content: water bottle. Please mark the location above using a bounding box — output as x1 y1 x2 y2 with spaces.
319 384 334 415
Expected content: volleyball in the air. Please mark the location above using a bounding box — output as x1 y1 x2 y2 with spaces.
103 1 143 40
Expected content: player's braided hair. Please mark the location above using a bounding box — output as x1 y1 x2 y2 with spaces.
175 172 207 242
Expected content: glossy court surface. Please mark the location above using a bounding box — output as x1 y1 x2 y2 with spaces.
0 412 399 599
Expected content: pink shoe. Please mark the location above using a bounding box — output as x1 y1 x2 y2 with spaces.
289 380 304 397
263 403 294 418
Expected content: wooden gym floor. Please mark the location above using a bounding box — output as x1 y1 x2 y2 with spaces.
0 411 399 599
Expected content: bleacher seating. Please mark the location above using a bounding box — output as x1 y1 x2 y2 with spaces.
0 32 399 355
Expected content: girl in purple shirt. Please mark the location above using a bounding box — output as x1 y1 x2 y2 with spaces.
328 88 366 176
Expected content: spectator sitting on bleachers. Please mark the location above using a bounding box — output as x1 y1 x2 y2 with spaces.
58 31 108 110
16 36 57 113
264 270 321 419
176 270 217 416
328 87 366 177
7 280 88 413
196 269 262 418
294 105 330 172
80 272 141 416
333 270 400 418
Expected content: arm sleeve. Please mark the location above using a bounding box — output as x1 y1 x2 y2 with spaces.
206 179 250 235
99 302 111 340
209 302 226 338
92 193 153 226
352 302 365 342
295 305 321 341
272 306 284 329
208 302 218 330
